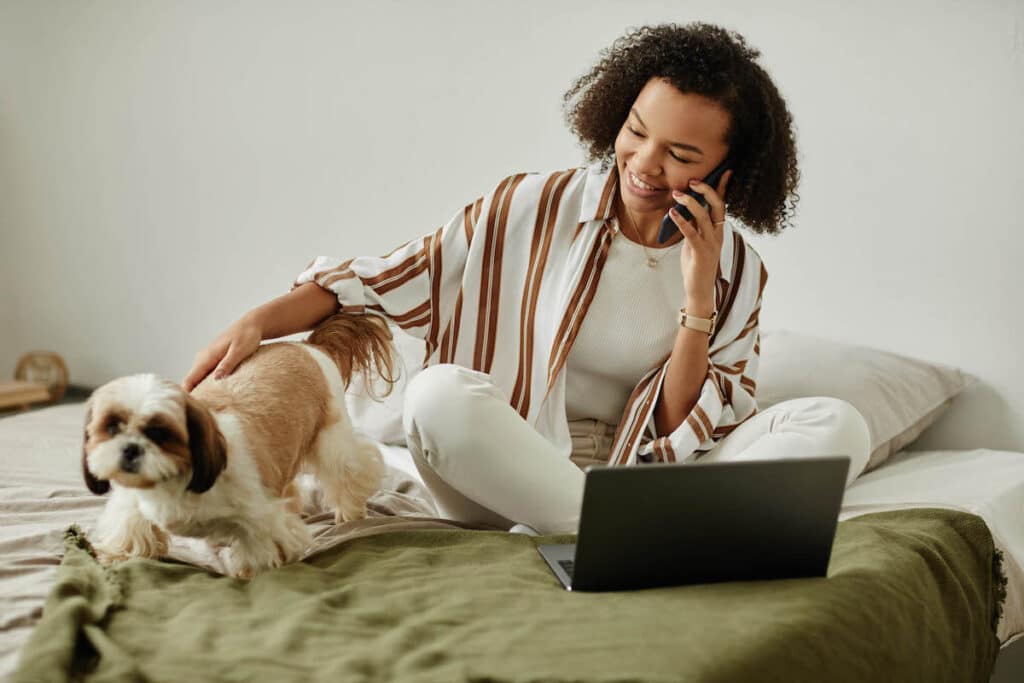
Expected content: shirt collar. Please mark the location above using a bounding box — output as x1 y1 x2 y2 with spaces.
577 159 736 283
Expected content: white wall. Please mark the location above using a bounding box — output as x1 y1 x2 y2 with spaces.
1 0 1021 451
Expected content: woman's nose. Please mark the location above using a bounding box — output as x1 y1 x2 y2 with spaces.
629 142 662 177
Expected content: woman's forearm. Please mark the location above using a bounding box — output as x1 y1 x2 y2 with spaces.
249 282 340 340
652 299 714 436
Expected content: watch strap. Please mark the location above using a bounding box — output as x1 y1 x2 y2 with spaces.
678 307 717 335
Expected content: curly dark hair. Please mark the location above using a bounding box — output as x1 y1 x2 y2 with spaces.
563 22 799 235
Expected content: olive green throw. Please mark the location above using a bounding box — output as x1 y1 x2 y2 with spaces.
13 508 1004 683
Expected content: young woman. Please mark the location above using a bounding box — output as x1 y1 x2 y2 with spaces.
183 23 870 535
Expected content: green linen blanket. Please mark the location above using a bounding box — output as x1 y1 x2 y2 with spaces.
13 508 1005 683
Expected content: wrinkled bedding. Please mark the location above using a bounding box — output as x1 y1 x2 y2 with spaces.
0 403 1019 682
12 509 1005 683
0 403 478 679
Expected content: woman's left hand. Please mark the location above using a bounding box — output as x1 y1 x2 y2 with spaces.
666 169 732 310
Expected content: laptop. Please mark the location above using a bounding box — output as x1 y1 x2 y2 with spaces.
537 455 850 592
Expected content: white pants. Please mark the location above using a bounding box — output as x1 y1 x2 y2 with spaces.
402 364 871 535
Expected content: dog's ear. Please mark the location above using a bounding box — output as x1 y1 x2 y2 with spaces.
184 393 227 493
82 402 110 495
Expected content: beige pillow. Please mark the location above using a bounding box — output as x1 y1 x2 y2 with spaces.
347 327 972 471
756 329 972 473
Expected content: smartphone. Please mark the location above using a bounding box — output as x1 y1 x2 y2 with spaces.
656 157 733 244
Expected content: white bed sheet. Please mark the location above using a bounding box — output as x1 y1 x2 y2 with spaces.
1 404 1021 682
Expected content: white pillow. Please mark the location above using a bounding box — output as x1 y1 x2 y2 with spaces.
346 326 972 472
756 329 972 473
344 327 425 446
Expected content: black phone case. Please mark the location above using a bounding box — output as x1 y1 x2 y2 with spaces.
656 158 732 244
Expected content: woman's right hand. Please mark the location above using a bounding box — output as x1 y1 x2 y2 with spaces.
182 312 264 392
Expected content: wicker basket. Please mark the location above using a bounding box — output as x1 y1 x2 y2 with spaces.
14 351 69 401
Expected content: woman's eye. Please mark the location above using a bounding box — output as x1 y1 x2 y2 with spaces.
628 127 691 163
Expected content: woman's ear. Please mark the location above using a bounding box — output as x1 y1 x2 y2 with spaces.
81 402 110 495
183 393 227 493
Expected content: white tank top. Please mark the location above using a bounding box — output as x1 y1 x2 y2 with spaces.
564 221 687 424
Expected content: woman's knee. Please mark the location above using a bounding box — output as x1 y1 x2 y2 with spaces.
406 364 465 410
812 398 872 482
405 365 466 435
402 364 500 449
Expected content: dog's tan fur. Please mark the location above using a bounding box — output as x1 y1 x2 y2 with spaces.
82 312 397 578
191 342 332 497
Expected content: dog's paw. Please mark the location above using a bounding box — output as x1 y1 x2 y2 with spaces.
225 515 312 579
224 552 262 580
93 545 130 565
226 541 288 580
269 539 296 566
229 564 256 581
334 503 369 525
92 533 166 564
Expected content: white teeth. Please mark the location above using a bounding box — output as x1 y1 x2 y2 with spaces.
630 171 659 191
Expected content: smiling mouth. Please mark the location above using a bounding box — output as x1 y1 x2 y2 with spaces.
624 168 666 194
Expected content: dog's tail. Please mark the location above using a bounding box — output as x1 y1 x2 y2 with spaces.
305 312 398 399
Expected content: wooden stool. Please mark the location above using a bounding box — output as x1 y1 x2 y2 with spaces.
0 351 69 412
0 380 52 411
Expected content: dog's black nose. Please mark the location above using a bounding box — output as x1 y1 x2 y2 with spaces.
120 443 143 471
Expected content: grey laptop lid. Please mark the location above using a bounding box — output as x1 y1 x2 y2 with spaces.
538 455 850 592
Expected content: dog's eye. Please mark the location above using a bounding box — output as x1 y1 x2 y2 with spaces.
144 427 172 444
105 419 122 436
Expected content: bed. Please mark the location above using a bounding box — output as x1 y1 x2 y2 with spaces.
1 399 1021 682
3 326 1024 681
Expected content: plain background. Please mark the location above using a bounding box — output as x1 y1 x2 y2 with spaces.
1 0 1021 451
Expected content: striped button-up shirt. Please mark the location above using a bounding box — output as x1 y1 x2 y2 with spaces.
293 160 768 466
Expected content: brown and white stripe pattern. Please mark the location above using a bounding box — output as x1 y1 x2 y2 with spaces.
474 173 528 374
437 199 482 364
608 230 769 466
608 363 669 466
510 168 577 419
292 160 767 467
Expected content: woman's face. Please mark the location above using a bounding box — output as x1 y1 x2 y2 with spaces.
614 78 732 223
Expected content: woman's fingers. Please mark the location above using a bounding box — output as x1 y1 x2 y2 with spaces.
671 194 709 238
669 207 700 238
181 319 263 391
182 353 217 392
683 170 731 227
214 343 250 381
182 343 229 391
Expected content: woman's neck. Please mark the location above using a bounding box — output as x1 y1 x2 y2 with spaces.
614 196 680 248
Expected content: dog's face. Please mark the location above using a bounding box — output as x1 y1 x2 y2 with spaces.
82 374 226 495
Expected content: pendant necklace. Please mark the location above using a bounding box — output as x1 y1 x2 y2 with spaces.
622 205 667 269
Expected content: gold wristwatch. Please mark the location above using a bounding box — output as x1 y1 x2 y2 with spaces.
678 307 717 336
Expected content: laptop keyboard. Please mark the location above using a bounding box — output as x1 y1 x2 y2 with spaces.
558 559 575 577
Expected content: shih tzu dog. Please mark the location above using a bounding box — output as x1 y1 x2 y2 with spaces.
81 313 396 579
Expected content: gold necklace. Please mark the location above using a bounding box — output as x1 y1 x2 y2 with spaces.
622 205 666 269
